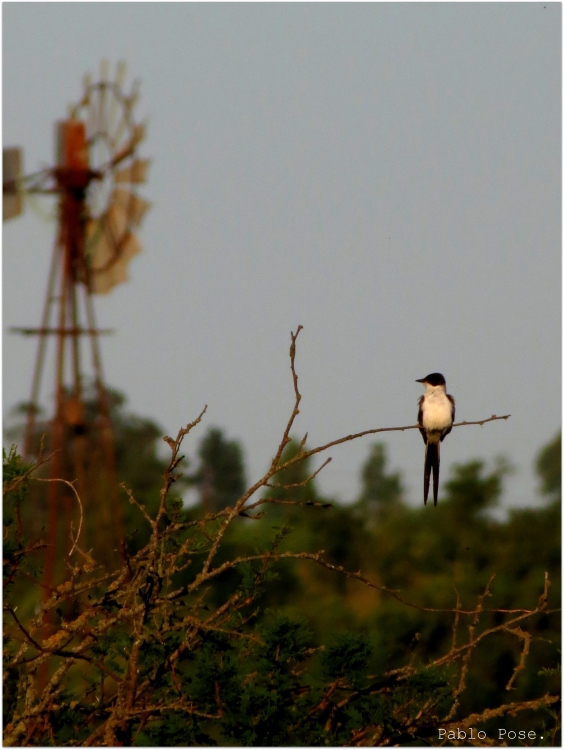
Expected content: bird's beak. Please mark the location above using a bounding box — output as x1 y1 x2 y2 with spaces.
415 378 426 383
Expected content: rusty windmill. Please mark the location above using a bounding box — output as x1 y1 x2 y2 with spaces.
4 61 151 583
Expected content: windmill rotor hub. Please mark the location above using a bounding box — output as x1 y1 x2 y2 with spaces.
53 166 103 191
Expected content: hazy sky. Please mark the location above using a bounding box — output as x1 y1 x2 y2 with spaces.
3 3 561 512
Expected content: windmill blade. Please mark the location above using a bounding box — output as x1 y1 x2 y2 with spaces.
114 158 150 184
86 197 144 293
98 60 110 142
82 72 92 102
111 123 145 166
115 60 127 91
86 202 128 260
86 208 122 269
107 233 141 288
108 77 139 153
89 230 141 294
87 77 100 144
86 218 114 272
85 192 148 265
68 72 91 118
128 78 141 111
106 201 129 240
110 188 151 226
120 231 142 262
106 61 126 138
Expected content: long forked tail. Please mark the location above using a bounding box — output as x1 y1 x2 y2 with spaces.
424 442 440 506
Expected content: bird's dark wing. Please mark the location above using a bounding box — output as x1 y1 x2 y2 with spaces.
440 394 456 442
418 396 427 443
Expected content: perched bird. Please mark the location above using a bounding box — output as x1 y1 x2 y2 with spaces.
416 373 455 506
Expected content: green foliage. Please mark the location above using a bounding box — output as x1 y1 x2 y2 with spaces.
322 632 372 686
442 457 511 520
3 446 30 541
3 447 39 592
261 612 314 663
536 431 561 502
357 442 403 517
188 427 246 512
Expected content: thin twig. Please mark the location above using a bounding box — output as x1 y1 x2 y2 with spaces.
32 477 84 556
505 626 532 691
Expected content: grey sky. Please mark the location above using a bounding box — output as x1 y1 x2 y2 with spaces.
3 3 561 511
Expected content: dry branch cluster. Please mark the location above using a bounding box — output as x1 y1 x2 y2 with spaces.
3 328 559 746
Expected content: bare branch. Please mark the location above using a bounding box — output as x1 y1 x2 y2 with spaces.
269 325 304 473
505 626 532 691
32 477 84 556
285 414 511 470
442 693 560 731
264 456 332 490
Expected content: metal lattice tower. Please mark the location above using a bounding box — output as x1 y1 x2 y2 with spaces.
4 60 151 584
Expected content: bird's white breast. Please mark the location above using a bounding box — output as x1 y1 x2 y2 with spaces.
421 388 453 432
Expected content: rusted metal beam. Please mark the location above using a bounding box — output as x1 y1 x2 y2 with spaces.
11 326 113 336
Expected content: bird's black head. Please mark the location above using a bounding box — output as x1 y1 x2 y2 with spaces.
416 372 446 386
